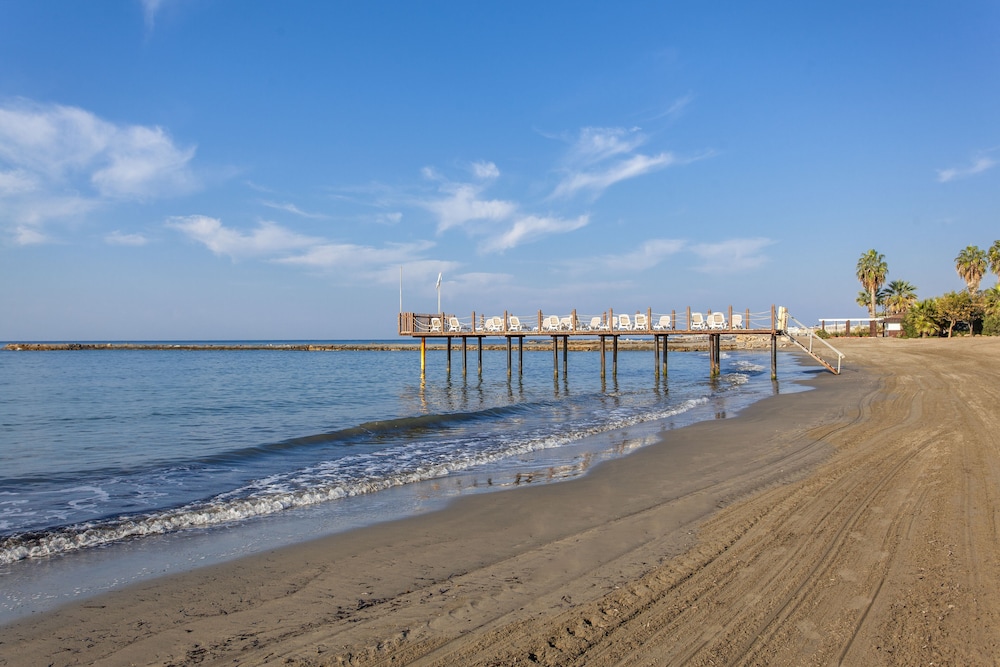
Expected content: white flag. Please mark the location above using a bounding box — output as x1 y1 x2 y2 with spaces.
436 272 442 289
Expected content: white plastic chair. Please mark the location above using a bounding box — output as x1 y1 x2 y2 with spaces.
653 315 671 330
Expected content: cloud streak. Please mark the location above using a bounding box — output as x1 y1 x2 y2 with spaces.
479 214 589 253
167 214 442 285
551 126 714 200
937 153 997 183
418 161 587 253
422 162 516 232
0 99 198 243
690 237 775 272
167 215 319 260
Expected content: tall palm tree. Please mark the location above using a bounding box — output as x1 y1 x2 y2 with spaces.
883 279 918 315
856 249 887 319
955 245 988 294
989 240 1000 286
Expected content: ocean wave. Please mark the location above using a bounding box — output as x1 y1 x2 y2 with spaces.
0 397 707 565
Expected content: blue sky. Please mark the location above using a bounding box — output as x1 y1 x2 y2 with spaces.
1 2 997 340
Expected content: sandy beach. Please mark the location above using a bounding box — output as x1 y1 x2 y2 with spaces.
4 336 1000 666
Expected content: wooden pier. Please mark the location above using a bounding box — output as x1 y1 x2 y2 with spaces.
398 305 827 379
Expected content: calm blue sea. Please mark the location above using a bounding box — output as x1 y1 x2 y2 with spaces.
0 341 811 623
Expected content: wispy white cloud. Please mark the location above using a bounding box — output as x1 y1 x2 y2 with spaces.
261 200 329 219
425 182 517 232
0 99 198 242
91 124 196 198
551 126 714 200
651 94 694 121
277 240 435 269
480 214 589 253
167 214 441 282
471 160 500 179
937 152 997 183
166 215 319 260
0 169 38 196
568 127 647 165
690 237 774 272
12 225 50 246
552 152 679 199
600 238 687 270
141 0 168 30
105 230 150 246
421 162 517 232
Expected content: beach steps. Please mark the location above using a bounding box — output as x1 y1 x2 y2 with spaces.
784 314 845 374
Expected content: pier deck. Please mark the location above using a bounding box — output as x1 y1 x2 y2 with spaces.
399 305 796 379
398 306 781 339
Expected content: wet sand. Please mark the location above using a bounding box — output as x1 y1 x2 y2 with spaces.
4 337 1000 666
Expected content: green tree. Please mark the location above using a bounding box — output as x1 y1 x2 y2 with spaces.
989 240 1000 286
955 245 988 294
856 250 887 335
902 298 941 338
855 289 885 315
936 290 983 337
883 280 918 315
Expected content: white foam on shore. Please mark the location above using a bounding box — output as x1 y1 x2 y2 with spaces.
0 397 709 566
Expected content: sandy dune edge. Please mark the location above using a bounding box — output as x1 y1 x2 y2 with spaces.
4 337 1000 666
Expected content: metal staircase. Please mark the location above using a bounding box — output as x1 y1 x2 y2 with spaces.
781 314 845 374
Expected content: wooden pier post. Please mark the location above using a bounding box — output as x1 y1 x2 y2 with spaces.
654 333 660 373
771 334 778 380
612 335 618 376
600 335 606 378
462 337 467 376
478 337 483 376
506 336 512 377
708 334 717 377
662 335 668 376
715 334 722 376
420 337 426 373
518 337 523 376
446 337 452 374
552 336 559 378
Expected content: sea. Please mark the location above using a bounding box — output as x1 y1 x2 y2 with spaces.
0 340 812 624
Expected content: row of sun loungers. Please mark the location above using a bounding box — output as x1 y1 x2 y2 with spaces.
429 312 746 333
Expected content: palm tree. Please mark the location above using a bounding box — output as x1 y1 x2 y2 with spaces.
883 280 918 315
856 250 888 320
955 245 988 294
989 240 1000 286
905 298 941 337
985 285 1000 316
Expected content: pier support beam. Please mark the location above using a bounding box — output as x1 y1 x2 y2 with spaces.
462 337 467 376
506 336 512 377
612 336 618 376
420 337 426 373
478 337 483 376
518 337 523 376
446 337 452 374
709 334 721 377
600 335 606 378
654 334 660 373
552 336 559 377
771 334 778 380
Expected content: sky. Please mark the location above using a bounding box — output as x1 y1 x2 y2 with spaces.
1 1 998 340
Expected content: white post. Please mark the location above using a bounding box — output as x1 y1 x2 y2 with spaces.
436 272 442 313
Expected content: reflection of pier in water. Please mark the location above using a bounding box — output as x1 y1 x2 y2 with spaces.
399 305 791 379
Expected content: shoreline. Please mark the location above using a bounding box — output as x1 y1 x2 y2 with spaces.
8 338 998 665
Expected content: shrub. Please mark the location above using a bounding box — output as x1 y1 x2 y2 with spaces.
983 313 1000 336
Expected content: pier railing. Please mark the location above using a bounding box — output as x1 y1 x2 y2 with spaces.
399 306 780 337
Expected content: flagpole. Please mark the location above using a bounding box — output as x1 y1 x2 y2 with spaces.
436 272 442 313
